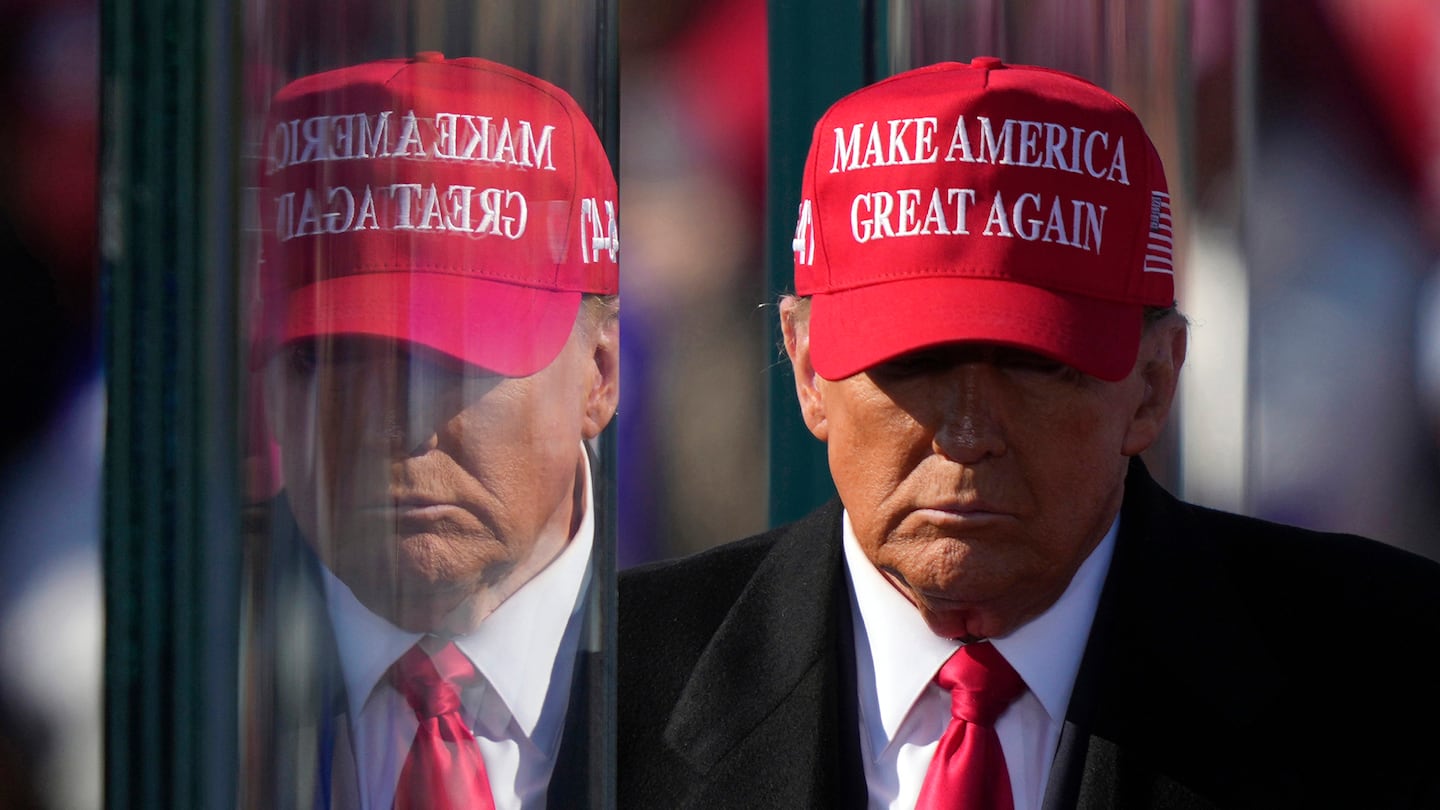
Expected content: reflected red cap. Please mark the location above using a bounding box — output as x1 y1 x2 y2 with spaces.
791 57 1174 381
256 53 618 375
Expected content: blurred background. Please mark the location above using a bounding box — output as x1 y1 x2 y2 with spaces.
0 0 102 807
2 0 1440 807
615 0 770 566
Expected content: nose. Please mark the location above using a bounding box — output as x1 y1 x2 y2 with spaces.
398 387 443 456
931 363 1007 464
396 361 447 456
348 355 443 457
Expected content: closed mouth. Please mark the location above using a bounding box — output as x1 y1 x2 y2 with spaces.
916 501 1010 518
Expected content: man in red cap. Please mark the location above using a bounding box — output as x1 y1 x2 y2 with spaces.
248 53 618 810
618 58 1440 809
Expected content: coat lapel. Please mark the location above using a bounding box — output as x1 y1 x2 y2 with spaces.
240 495 354 810
549 441 611 807
547 593 605 808
661 501 866 808
1043 459 1283 810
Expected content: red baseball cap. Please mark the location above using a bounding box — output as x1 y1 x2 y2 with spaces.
256 53 618 376
791 57 1174 381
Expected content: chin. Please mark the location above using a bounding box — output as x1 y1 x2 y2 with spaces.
388 595 471 634
372 575 483 629
922 615 988 642
332 555 472 612
916 600 1022 642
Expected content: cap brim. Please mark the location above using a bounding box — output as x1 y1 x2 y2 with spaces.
268 272 582 377
807 277 1144 382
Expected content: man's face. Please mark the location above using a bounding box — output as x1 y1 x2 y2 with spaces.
784 301 1182 641
267 308 618 633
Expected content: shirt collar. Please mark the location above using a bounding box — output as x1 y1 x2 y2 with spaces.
322 565 423 727
842 508 1117 756
323 444 595 753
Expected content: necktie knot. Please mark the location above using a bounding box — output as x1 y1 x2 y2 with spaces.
916 641 1022 810
388 642 495 810
390 643 477 719
937 641 1024 727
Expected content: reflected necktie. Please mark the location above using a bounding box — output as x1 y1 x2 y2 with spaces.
915 641 1025 810
389 642 496 810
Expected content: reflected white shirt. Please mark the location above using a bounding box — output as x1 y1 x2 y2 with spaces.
321 450 595 810
841 509 1116 810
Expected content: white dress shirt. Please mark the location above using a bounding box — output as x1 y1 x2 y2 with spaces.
842 509 1117 810
321 449 595 810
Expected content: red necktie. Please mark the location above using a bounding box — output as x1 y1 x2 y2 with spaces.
389 642 497 810
915 641 1025 810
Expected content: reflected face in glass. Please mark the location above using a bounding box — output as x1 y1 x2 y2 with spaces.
787 309 1177 642
267 310 617 633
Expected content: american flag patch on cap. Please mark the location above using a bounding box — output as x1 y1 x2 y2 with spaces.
1144 191 1174 275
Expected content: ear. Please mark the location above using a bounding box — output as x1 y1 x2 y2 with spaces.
580 311 620 439
1121 317 1187 456
780 297 830 442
